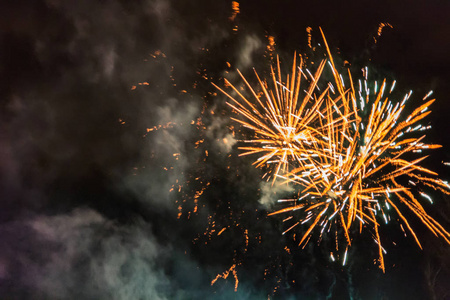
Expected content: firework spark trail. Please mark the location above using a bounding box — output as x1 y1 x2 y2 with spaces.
211 264 240 292
216 28 450 271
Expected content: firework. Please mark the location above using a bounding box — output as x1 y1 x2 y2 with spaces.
212 53 352 182
216 28 450 271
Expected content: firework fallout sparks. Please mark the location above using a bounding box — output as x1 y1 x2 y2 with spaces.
216 28 450 272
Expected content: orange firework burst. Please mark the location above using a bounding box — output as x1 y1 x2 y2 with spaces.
212 52 351 182
216 28 450 271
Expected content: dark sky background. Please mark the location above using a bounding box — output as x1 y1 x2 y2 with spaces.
1 0 450 299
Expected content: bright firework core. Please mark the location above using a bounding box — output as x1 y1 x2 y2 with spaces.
215 28 450 272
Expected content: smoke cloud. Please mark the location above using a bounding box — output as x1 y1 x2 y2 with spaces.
1 0 449 298
259 181 294 207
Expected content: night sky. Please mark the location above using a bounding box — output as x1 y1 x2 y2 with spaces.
1 0 450 299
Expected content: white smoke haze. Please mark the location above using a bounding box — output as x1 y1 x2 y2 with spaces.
221 132 237 153
0 209 266 299
220 34 266 84
122 98 201 208
259 181 294 207
236 35 264 70
27 209 170 299
206 112 237 154
0 0 231 297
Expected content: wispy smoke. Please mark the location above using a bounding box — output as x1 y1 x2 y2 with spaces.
28 209 169 299
0 209 212 299
236 35 263 70
206 113 237 154
259 181 294 207
0 0 267 297
123 98 201 208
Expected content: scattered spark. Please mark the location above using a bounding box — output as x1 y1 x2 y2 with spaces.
211 264 239 292
266 36 276 54
229 1 240 22
423 90 433 100
306 27 313 48
374 22 393 43
217 227 227 236
343 248 348 266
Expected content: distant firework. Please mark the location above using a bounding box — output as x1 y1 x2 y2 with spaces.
216 28 450 271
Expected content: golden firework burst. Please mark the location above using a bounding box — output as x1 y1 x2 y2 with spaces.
215 28 450 271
